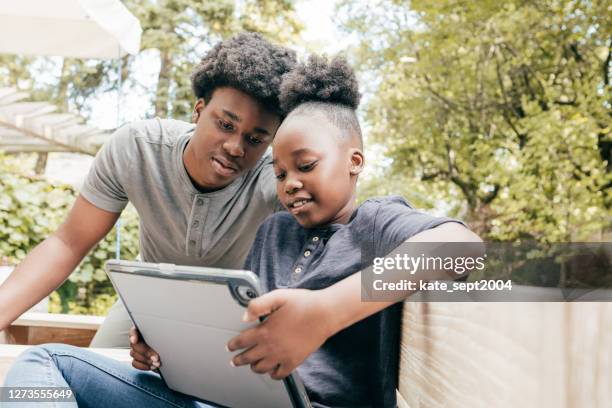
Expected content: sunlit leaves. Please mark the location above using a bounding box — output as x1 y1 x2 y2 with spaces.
342 0 610 241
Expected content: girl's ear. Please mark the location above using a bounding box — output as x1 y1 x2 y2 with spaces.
349 148 364 175
192 98 206 123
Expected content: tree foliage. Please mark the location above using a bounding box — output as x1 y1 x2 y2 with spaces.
0 154 140 314
123 0 302 118
342 0 611 241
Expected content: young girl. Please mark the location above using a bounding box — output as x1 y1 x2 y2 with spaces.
3 55 478 408
227 55 470 407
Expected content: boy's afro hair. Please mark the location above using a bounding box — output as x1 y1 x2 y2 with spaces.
191 32 296 116
279 55 361 114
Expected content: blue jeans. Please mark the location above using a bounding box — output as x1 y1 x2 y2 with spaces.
2 344 212 408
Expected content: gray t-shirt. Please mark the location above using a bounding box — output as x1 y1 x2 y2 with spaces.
81 118 278 268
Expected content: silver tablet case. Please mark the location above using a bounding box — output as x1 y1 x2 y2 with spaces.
105 260 311 408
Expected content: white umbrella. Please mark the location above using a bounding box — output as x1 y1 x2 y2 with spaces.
0 0 141 58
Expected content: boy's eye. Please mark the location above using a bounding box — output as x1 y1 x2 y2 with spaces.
275 172 286 181
247 134 263 145
218 119 234 131
298 162 316 172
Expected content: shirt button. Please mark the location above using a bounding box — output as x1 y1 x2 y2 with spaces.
294 267 302 274
196 198 204 206
189 239 196 246
304 250 311 257
312 236 319 242
192 220 200 228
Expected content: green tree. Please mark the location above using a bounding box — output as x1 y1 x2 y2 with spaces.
0 154 140 315
125 0 302 118
341 0 611 241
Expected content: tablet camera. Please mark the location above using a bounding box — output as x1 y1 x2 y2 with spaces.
237 286 257 301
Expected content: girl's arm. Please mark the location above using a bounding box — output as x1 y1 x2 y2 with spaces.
227 222 483 379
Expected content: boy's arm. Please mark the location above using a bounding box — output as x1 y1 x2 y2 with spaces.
227 222 483 379
0 196 119 330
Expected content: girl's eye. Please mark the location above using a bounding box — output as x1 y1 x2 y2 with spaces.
275 172 286 181
298 162 316 172
218 120 234 131
247 134 263 145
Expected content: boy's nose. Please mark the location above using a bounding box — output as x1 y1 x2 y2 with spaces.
223 138 245 158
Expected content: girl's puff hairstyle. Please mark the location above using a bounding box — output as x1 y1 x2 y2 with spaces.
279 55 362 142
191 32 297 117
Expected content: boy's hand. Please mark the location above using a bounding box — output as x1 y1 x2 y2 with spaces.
226 288 338 380
129 326 161 371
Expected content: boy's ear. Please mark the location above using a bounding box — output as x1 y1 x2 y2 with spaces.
192 98 206 123
349 148 364 175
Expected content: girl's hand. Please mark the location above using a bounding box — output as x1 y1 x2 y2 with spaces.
226 288 338 380
129 326 161 371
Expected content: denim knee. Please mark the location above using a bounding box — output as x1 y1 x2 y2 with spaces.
15 343 78 363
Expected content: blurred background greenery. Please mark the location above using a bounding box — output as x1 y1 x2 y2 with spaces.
0 0 609 314
0 154 140 314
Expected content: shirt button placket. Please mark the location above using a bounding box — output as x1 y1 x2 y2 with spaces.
189 196 207 257
296 236 320 277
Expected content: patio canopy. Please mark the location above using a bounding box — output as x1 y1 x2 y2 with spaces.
0 88 110 155
0 0 142 58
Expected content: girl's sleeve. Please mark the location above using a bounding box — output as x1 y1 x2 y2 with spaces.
373 196 465 257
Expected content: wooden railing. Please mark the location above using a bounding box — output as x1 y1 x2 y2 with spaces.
397 302 612 408
0 312 104 347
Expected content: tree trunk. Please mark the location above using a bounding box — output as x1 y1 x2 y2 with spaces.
468 202 496 238
155 49 172 117
34 152 48 175
56 59 70 111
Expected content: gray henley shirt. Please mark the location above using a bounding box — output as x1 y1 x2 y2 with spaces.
81 118 279 268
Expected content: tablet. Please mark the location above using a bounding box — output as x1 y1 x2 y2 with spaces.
105 259 311 408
